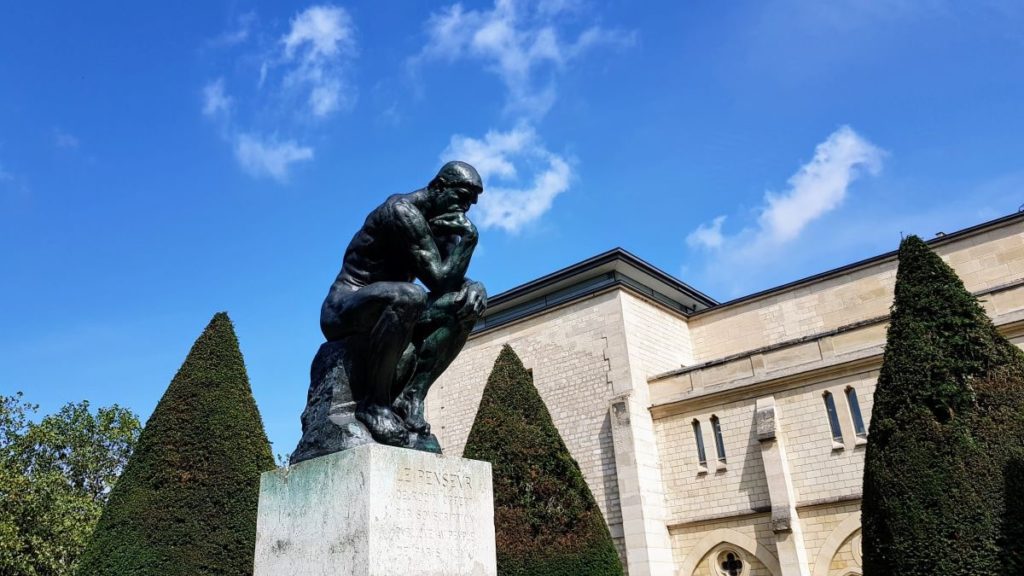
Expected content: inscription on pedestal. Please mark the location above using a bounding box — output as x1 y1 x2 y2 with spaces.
379 463 485 572
255 444 496 576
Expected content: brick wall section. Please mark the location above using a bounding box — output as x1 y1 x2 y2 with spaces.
798 503 860 575
620 291 695 386
688 221 1024 363
670 514 777 576
426 291 629 558
776 373 875 503
655 398 770 523
828 533 859 576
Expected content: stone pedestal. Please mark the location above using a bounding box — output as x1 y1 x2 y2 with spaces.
254 444 496 576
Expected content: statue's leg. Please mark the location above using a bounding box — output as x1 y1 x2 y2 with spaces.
394 281 485 433
323 282 427 445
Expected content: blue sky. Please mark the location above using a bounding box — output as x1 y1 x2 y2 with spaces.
2 1 1023 456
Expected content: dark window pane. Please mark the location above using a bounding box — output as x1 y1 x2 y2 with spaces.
824 392 843 442
711 416 726 462
692 420 707 466
846 387 866 437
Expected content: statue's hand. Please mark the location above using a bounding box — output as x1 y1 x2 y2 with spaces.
429 212 477 240
458 281 487 317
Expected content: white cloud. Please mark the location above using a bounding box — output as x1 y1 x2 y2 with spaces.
687 215 726 249
202 78 232 116
234 134 314 182
53 129 79 149
200 6 360 182
758 125 884 243
443 124 571 233
418 0 633 117
281 5 356 118
689 125 884 252
0 164 12 181
210 12 256 47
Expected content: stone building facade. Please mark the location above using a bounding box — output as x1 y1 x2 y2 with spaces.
425 212 1024 576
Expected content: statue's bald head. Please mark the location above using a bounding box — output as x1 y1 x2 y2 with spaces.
430 161 483 194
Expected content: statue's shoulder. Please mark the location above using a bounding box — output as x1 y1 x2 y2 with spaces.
379 193 425 225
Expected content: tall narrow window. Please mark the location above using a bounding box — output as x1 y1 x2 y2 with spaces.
823 392 843 442
711 415 726 463
692 420 707 466
846 387 867 437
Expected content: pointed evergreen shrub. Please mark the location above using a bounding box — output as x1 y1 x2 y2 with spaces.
463 345 623 576
78 313 275 576
862 236 1024 575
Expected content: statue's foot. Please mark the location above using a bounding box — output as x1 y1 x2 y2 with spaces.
411 432 442 454
392 395 430 435
355 404 410 447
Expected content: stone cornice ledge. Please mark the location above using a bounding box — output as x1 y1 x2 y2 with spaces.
666 493 862 531
651 352 883 419
650 305 1024 419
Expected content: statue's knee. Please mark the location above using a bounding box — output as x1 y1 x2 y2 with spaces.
393 283 428 315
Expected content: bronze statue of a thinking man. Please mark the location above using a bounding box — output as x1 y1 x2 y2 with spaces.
291 161 487 462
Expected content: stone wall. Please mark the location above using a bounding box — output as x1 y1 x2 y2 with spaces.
655 398 770 522
687 221 1024 363
429 215 1024 576
426 290 629 559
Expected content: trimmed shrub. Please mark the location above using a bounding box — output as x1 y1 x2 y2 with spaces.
862 236 1024 574
463 345 623 576
78 313 274 576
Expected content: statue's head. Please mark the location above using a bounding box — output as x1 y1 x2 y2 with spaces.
427 161 483 216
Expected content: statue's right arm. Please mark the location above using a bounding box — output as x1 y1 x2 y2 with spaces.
392 201 477 294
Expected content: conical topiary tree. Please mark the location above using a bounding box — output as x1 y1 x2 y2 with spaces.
862 236 1024 575
78 312 275 575
463 345 623 576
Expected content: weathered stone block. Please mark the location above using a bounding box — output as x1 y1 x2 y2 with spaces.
254 444 496 576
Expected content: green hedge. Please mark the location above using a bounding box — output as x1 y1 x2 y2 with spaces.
862 236 1024 574
78 313 274 576
463 345 623 576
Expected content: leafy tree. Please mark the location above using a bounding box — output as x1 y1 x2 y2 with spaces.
0 392 140 576
79 312 275 576
862 236 1024 574
463 345 623 576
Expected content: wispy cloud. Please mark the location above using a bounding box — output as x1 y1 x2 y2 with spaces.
684 126 886 296
202 78 232 117
280 5 356 118
234 134 314 182
420 0 628 231
209 11 257 47
443 124 570 233
53 129 79 150
687 215 726 250
689 125 884 252
199 5 357 182
416 0 633 117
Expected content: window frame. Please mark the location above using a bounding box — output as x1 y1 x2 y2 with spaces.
845 386 867 438
823 391 843 443
692 419 707 467
710 415 727 463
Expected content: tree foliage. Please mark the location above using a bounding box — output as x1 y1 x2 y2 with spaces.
463 345 623 576
79 312 275 576
862 235 1024 574
0 392 140 576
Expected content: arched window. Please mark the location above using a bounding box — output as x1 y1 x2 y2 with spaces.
846 387 866 437
711 415 726 463
716 549 745 576
692 419 707 467
823 392 843 442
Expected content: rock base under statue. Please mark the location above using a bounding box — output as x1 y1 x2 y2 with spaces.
290 340 442 465
254 444 496 576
